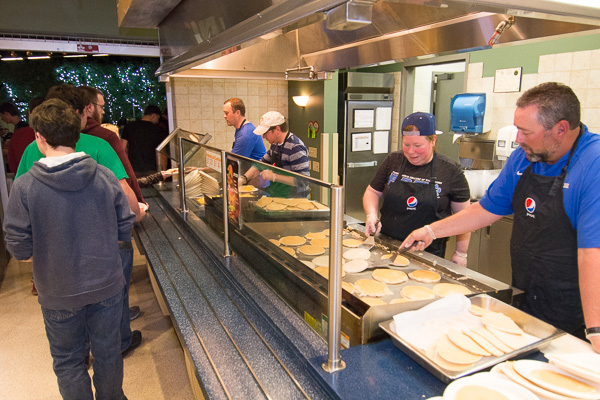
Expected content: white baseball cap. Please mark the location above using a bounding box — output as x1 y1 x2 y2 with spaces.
253 111 286 135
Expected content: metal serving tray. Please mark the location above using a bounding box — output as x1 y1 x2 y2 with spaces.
379 294 566 383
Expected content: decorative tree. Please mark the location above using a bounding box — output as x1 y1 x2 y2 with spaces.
0 56 166 125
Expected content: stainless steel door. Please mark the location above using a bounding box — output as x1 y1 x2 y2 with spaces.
344 100 393 220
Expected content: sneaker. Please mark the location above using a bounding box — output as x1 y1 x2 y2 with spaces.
122 330 142 357
129 306 140 321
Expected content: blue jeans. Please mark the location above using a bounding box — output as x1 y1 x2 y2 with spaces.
119 243 134 352
41 291 126 400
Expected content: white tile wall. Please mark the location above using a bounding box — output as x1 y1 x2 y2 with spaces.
170 77 288 151
467 48 600 135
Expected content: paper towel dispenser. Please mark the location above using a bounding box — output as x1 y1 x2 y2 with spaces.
450 93 490 134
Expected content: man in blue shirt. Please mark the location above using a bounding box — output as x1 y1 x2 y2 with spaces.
223 97 266 161
402 82 600 353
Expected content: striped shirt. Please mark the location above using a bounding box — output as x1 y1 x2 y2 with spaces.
261 133 309 176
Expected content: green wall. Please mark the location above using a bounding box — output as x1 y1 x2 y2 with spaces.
470 33 600 76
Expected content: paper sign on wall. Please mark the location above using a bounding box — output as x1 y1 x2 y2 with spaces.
353 109 374 128
373 131 389 154
376 107 392 130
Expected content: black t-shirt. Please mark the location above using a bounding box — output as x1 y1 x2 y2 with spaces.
121 120 168 174
369 151 470 218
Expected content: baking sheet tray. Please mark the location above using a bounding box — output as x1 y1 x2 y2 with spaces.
379 294 566 383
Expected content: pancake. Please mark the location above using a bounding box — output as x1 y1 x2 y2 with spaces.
455 386 510 400
361 297 387 307
343 259 369 273
447 329 491 356
432 283 472 297
315 266 329 278
469 304 489 317
298 245 326 256
485 326 529 350
390 297 410 304
436 334 482 365
401 285 435 301
279 235 306 246
305 232 327 240
462 329 504 357
314 202 329 210
482 312 524 335
266 202 287 211
391 254 410 267
256 196 273 208
239 185 257 193
372 269 408 285
408 270 441 283
354 279 390 297
342 281 355 293
268 239 280 246
381 253 393 260
310 238 330 247
322 229 330 236
426 340 475 372
343 238 363 248
280 246 296 257
296 201 316 210
301 260 316 270
471 327 511 353
312 255 330 268
343 248 371 261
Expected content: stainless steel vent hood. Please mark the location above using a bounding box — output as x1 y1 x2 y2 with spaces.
118 0 600 78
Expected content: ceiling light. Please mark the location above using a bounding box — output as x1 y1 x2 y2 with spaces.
27 56 50 60
1 57 23 61
293 95 310 107
64 54 86 58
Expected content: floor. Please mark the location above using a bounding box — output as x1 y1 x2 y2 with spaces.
0 248 196 400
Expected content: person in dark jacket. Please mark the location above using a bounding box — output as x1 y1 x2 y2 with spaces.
3 98 135 399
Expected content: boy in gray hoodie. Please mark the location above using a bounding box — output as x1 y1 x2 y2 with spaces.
3 98 135 400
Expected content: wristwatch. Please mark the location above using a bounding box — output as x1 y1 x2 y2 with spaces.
585 326 600 338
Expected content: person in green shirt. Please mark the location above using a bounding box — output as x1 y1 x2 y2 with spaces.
16 133 127 180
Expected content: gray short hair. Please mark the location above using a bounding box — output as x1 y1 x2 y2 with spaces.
516 82 580 130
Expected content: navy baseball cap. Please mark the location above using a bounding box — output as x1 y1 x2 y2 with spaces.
402 112 438 136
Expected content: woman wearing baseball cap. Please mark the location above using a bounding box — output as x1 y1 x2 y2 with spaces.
362 112 471 265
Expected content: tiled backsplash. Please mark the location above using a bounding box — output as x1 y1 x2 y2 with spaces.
170 78 288 151
467 48 600 136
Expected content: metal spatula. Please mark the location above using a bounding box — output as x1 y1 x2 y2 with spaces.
363 234 376 250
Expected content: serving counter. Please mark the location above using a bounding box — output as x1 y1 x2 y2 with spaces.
135 183 564 400
133 140 589 399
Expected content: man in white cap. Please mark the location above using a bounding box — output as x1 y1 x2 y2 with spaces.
239 111 309 197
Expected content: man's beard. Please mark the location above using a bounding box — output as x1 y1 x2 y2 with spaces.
93 109 102 124
522 145 549 163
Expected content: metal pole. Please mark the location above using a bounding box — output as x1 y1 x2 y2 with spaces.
177 137 188 213
322 185 346 373
221 151 232 257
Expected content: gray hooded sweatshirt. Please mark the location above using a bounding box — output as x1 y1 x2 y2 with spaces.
4 154 136 310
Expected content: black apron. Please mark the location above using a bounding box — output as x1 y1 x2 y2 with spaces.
379 154 447 257
510 132 583 333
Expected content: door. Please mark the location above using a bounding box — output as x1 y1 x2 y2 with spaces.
344 100 393 220
433 72 464 162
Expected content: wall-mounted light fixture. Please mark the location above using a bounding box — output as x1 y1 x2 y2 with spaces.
293 95 310 107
